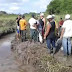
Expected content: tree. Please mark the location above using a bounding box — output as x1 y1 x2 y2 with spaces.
0 11 7 14
46 0 72 14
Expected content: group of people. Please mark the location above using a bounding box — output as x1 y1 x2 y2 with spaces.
16 13 72 57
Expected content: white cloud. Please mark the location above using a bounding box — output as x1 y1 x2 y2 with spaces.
30 10 38 13
9 6 20 10
0 0 52 14
0 3 9 6
34 0 52 10
22 0 29 2
7 10 14 14
11 3 18 5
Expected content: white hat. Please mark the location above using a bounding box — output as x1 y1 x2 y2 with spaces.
40 13 44 16
65 14 70 19
52 14 55 18
47 15 52 19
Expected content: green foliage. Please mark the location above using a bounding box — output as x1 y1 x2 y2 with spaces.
0 14 17 35
46 0 72 14
0 13 31 36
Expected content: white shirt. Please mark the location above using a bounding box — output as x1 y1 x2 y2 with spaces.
29 18 37 29
62 20 72 37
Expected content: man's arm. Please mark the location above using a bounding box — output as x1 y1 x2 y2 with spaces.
33 23 37 29
19 21 21 30
32 20 37 29
55 21 58 29
44 23 51 39
43 18 46 30
60 28 65 39
16 18 18 22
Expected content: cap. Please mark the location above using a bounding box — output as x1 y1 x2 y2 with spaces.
65 14 70 19
40 13 44 16
46 15 53 19
52 14 55 18
32 14 35 18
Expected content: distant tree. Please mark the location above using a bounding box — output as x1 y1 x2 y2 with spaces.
0 11 7 14
46 0 72 14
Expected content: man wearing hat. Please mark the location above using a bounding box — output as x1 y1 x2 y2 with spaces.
60 14 72 56
16 15 21 40
44 15 56 56
39 13 46 38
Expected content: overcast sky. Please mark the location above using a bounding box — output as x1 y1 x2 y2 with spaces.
0 0 52 14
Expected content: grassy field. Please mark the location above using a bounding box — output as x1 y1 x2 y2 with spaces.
0 14 32 37
0 14 17 36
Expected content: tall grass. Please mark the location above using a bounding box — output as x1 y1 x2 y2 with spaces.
0 14 72 36
0 14 17 36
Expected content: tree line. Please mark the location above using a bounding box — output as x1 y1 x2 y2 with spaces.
46 0 72 14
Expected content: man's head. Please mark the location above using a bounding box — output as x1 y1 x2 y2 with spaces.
18 14 21 18
65 14 70 20
32 14 35 18
22 15 25 19
40 13 44 18
47 15 53 22
60 18 62 19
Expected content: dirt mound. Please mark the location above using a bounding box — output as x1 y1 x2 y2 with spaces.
11 39 72 72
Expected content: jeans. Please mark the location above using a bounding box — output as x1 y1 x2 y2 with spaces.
62 37 71 55
21 30 26 42
46 38 55 49
30 29 38 41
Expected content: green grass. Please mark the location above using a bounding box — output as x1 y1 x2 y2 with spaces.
0 14 17 35
0 14 31 36
0 13 72 36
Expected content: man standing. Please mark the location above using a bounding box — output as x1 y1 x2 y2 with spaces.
60 14 72 56
59 18 64 27
52 14 58 37
44 15 56 56
39 13 46 38
29 14 37 42
19 15 27 42
16 15 21 40
58 18 64 37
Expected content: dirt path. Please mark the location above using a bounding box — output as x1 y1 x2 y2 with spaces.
11 39 72 72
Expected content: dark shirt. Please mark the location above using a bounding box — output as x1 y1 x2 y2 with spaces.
16 18 21 26
46 21 55 39
39 18 44 29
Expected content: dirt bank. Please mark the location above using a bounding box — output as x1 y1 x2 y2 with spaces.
11 39 72 72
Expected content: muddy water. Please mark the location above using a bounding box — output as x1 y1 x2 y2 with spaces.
0 34 20 72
